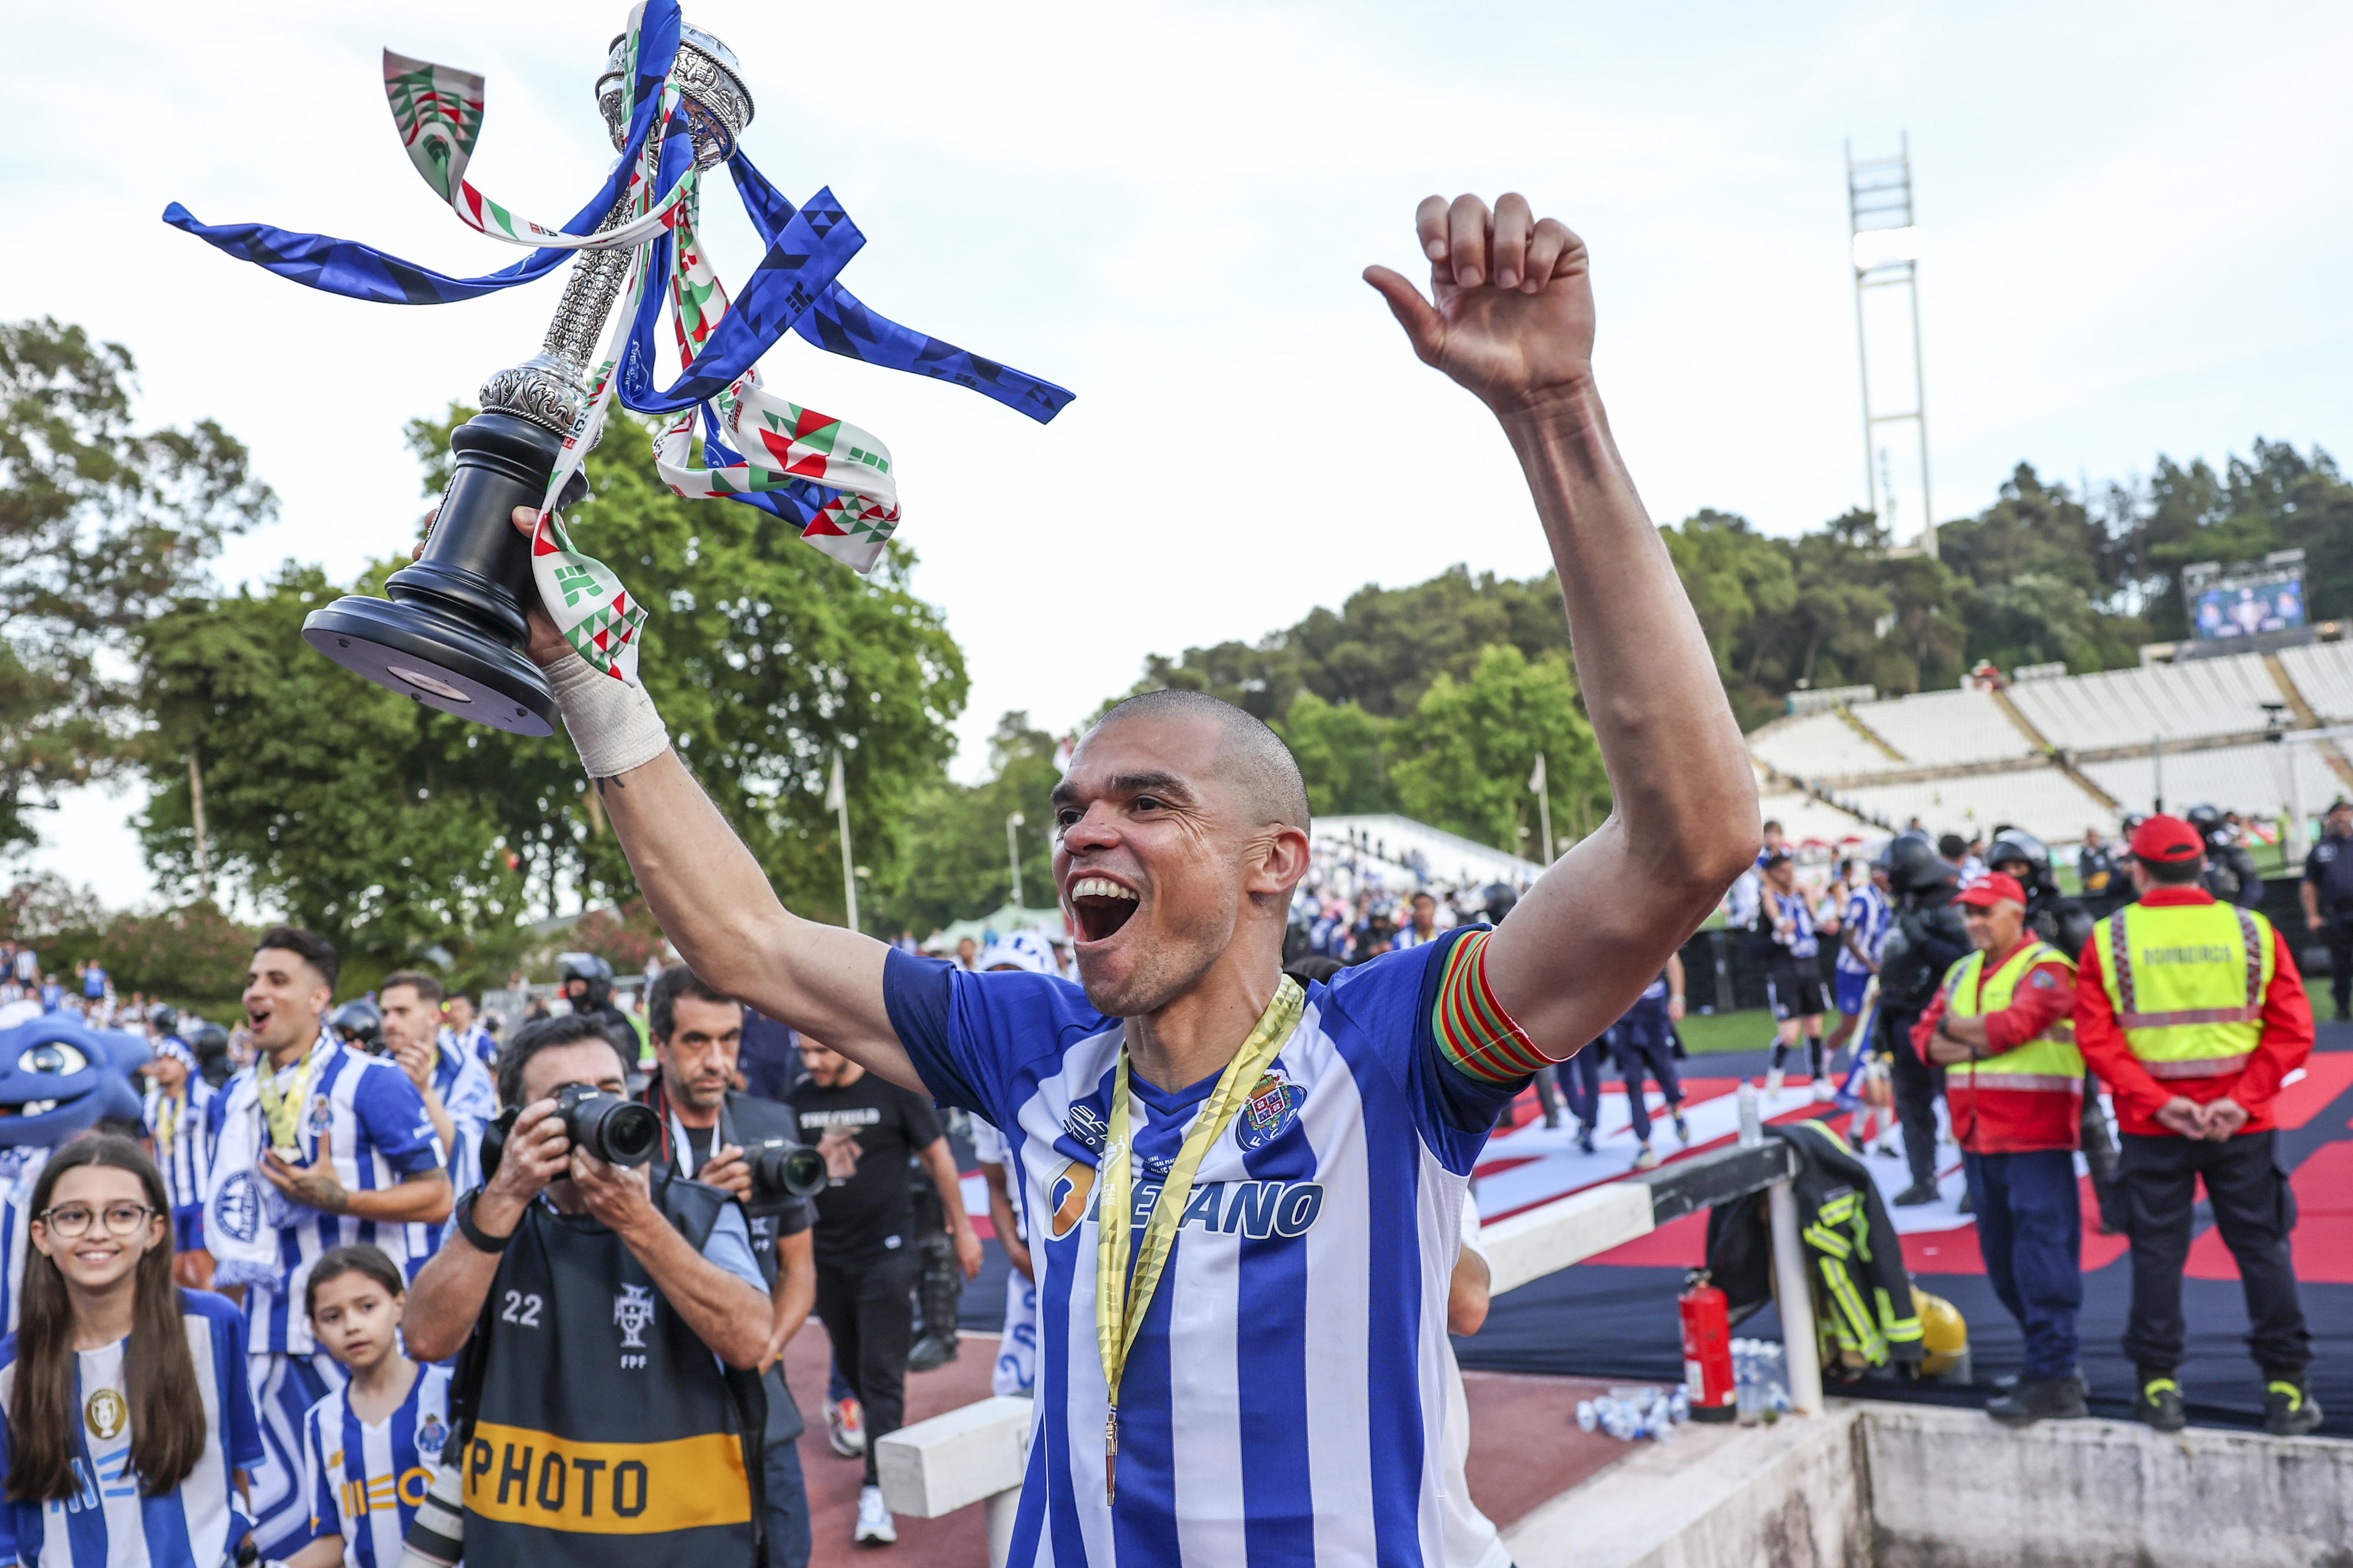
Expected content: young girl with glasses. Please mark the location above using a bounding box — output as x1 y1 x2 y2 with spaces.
0 1134 264 1566
282 1246 451 1568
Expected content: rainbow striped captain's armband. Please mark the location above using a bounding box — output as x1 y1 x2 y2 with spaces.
1432 929 1551 1084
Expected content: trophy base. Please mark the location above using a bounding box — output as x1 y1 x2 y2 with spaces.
304 596 556 737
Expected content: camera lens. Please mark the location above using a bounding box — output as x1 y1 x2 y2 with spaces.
746 1139 828 1200
565 1093 661 1167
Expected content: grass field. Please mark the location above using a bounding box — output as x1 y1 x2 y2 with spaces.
1675 1007 1780 1055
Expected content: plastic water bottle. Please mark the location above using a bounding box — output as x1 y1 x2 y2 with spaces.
1737 1080 1762 1147
1576 1399 1598 1433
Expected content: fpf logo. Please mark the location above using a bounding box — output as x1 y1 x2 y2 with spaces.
614 1284 655 1365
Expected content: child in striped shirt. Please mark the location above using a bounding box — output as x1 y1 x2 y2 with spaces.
287 1246 450 1568
0 1135 264 1568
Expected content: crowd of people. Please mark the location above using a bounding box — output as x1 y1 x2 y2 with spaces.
1703 802 2336 1435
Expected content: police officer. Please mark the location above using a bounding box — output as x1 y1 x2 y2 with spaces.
2075 815 2322 1437
2187 803 2263 908
1986 828 2125 1233
2300 798 2353 1023
557 953 640 1061
1877 833 1972 1206
1911 872 2085 1423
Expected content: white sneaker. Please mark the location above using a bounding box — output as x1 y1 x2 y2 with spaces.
855 1484 897 1545
1811 1077 1834 1102
1765 1066 1785 1100
826 1397 866 1457
1631 1143 1660 1171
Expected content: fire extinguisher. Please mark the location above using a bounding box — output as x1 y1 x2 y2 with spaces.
1680 1267 1737 1422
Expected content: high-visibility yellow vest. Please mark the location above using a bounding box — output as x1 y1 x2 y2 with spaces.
1941 939 2081 1089
2091 900 2274 1079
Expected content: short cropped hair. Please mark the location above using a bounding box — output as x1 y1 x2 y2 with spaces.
648 963 739 1044
496 1015 629 1109
380 969 444 1005
1095 688 1310 830
2136 853 2205 886
254 926 338 992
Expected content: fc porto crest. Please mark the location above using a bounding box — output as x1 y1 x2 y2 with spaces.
213 1169 264 1245
308 1093 335 1134
1234 1069 1305 1152
415 1412 448 1460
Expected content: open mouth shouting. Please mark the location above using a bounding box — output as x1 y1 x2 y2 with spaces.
1068 876 1140 943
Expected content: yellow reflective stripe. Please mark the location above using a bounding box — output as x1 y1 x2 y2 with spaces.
1956 1072 2082 1092
1877 1287 1924 1343
2117 1006 2259 1028
1805 1223 1852 1259
1819 1259 1884 1360
464 1423 749 1533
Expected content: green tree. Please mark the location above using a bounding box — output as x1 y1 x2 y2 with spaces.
1 319 274 849
1387 645 1607 853
871 712 1062 937
1274 692 1395 816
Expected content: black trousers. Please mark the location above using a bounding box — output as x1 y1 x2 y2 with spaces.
815 1249 919 1486
2118 1130 2311 1377
1884 1008 1944 1188
2321 910 2353 1019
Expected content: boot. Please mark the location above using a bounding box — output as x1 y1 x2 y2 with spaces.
906 1232 964 1373
1892 1183 1940 1207
1765 1066 1786 1100
2134 1370 2186 1433
1987 1375 2087 1426
2265 1374 2324 1437
1577 1121 1597 1156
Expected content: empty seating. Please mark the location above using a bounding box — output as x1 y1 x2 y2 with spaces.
1850 689 2038 769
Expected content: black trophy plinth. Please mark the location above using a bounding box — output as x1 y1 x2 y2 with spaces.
303 412 569 738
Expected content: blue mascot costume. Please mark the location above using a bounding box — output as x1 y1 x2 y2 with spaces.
0 1003 152 1331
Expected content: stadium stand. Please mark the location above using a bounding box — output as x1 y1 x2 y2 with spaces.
1827 766 2110 843
1754 786 1877 846
2082 741 2345 820
2006 651 2284 752
2279 640 2353 723
1850 688 2039 770
1747 710 1897 779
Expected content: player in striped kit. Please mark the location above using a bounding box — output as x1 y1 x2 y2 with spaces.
195 929 451 1562
141 1036 218 1259
517 192 1757 1564
288 1245 451 1568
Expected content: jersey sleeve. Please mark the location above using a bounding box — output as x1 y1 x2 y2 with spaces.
881 950 1108 1131
1320 930 1519 1175
350 1064 447 1178
188 1289 268 1472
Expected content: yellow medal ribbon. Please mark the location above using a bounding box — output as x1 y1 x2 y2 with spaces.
1095 976 1304 1504
152 1090 184 1155
255 1036 324 1155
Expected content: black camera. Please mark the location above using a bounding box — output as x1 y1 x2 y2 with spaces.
480 1082 662 1179
744 1136 828 1206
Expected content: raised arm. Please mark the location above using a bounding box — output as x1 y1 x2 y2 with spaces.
1367 195 1758 1055
478 509 919 1090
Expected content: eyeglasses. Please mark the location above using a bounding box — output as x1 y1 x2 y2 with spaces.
38 1203 158 1239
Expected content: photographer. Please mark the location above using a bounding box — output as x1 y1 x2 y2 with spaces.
642 965 820 1568
404 1015 772 1567
787 1037 981 1547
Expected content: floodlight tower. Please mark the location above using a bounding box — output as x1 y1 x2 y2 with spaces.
1847 134 1937 559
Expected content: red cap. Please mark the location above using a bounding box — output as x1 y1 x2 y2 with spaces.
1957 872 2027 909
2130 813 2204 863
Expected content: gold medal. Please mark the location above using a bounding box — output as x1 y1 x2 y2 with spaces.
85 1387 127 1441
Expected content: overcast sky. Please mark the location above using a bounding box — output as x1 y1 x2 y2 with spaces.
8 0 2351 913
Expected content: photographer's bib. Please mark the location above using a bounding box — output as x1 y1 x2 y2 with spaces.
459 1182 759 1567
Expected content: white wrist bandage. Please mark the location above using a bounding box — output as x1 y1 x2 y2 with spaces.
546 656 670 779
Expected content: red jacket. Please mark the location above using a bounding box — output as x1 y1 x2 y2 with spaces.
2072 887 2314 1138
1909 938 2078 1153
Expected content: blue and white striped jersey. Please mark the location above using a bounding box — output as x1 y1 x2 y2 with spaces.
429 1040 496 1199
1770 890 1821 960
0 1289 265 1568
1837 883 1892 975
884 937 1515 1568
0 1149 50 1337
202 1036 446 1356
143 1079 219 1215
441 1025 497 1077
299 1362 453 1568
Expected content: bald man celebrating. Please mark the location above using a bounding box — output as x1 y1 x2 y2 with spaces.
469 195 1756 1565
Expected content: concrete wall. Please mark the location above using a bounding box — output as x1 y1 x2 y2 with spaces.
1504 1412 1871 1568
1505 1403 2353 1568
1864 1404 2353 1568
